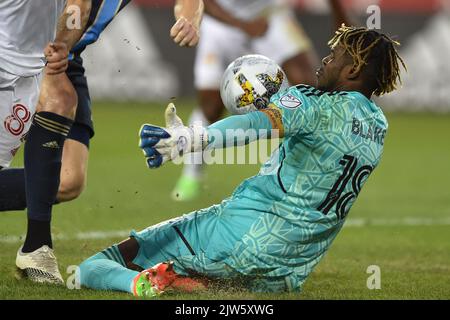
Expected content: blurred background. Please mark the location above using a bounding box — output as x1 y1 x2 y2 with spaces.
83 0 450 111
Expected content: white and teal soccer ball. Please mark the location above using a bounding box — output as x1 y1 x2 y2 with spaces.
220 54 289 115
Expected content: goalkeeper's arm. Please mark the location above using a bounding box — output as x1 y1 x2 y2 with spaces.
206 111 278 149
139 104 282 168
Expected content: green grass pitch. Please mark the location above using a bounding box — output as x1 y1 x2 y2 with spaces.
0 101 449 299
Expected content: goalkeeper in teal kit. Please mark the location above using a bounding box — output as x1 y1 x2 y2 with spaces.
78 25 406 296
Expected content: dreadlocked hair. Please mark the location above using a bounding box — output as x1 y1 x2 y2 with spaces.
328 24 407 96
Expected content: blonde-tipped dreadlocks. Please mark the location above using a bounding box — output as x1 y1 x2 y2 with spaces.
328 24 407 96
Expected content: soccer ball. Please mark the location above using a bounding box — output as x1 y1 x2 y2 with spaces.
220 54 288 115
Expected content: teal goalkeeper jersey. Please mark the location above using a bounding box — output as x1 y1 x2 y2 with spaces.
216 85 388 290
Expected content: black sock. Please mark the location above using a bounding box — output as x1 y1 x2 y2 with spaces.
0 168 26 211
23 219 53 252
22 112 73 253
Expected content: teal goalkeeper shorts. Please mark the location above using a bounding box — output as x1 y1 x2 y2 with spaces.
129 202 290 292
130 202 256 277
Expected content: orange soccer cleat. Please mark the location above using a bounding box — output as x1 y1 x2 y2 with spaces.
132 261 208 297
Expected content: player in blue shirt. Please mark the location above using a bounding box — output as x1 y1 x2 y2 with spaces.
78 24 406 296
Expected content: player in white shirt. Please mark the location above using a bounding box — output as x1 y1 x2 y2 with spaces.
0 0 66 166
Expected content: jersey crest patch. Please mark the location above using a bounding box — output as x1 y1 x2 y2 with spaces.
280 94 302 109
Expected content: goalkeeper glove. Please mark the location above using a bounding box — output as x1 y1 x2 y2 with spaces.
139 103 208 168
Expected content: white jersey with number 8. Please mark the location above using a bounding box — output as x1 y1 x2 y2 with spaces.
0 0 65 167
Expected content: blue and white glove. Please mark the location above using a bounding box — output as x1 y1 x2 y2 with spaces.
139 103 208 168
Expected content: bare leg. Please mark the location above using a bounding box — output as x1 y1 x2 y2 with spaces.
282 50 319 86
57 139 89 202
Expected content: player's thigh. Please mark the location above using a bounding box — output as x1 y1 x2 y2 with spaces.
124 207 225 273
197 90 224 123
58 138 89 202
126 214 199 271
194 15 247 90
66 57 95 142
117 205 262 281
252 8 317 78
281 50 318 86
37 72 77 118
0 74 40 168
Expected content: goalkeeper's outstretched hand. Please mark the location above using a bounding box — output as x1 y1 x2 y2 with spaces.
139 103 208 169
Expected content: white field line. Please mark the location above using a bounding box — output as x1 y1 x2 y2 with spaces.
0 230 130 244
1 217 449 244
343 217 450 227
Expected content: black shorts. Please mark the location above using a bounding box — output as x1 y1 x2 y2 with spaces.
66 55 94 147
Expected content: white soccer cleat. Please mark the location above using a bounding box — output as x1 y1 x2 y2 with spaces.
16 245 64 285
